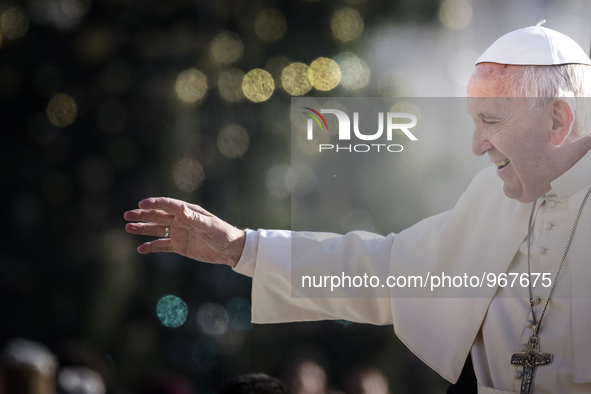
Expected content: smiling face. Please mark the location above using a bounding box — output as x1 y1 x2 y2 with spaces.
467 63 558 203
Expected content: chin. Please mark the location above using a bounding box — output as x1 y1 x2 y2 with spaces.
502 184 527 203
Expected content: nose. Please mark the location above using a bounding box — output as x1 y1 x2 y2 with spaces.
471 129 493 157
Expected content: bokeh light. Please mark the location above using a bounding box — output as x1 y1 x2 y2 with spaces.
438 0 473 30
28 0 90 30
266 164 291 199
281 62 312 96
0 6 29 39
175 68 208 103
242 68 274 102
309 57 341 91
254 9 286 42
197 303 228 336
172 158 205 193
61 0 92 19
46 93 77 127
210 32 243 64
335 52 371 90
156 295 188 328
218 68 245 103
217 124 249 159
331 8 363 43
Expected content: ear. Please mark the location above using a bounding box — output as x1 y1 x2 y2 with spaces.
549 99 574 146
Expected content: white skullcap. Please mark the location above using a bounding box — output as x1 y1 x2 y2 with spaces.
476 20 591 66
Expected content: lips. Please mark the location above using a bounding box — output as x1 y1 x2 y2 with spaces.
495 159 510 170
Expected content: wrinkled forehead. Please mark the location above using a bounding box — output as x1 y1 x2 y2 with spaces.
466 63 539 116
467 63 518 98
466 96 522 119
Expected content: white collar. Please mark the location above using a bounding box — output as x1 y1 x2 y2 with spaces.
546 148 591 198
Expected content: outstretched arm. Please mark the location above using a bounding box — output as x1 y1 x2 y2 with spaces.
124 197 246 267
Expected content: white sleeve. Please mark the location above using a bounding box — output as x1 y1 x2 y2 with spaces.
245 229 395 325
232 229 259 278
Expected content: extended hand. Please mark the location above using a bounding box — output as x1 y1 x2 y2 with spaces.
124 197 246 268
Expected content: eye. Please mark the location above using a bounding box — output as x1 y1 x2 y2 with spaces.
482 118 499 125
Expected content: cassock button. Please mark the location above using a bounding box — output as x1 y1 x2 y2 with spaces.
526 320 534 328
548 200 557 208
515 370 523 379
544 222 553 230
538 247 546 255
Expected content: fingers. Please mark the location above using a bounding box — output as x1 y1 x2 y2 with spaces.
139 197 212 216
125 222 170 238
124 209 174 225
137 239 174 254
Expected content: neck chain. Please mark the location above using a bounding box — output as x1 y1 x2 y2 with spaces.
526 185 591 334
510 185 591 394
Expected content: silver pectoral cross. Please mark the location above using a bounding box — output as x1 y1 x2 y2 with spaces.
510 335 552 394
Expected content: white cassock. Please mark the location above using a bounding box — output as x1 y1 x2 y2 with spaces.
233 149 591 394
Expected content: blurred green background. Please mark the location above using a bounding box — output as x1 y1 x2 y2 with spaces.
1 0 590 392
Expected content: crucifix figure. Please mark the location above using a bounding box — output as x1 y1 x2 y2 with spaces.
511 334 552 394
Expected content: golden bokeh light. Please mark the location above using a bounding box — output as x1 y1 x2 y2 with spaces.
330 8 363 43
335 52 370 90
281 62 312 96
438 0 473 30
175 68 208 103
173 158 205 193
1 6 30 39
217 124 249 159
210 32 243 64
218 68 245 103
46 93 77 127
242 69 274 103
309 57 341 91
254 9 286 42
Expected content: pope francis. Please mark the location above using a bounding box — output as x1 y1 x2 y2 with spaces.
124 22 591 394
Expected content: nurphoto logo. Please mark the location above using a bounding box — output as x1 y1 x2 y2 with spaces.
302 107 418 153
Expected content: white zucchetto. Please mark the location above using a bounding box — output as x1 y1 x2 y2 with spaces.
476 20 591 66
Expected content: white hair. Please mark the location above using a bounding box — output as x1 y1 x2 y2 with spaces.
509 64 591 97
509 64 591 138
